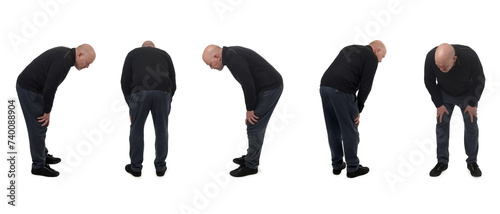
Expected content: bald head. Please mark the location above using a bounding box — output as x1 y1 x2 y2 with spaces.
142 41 155 48
435 43 456 73
75 44 95 70
369 40 386 63
202 45 224 71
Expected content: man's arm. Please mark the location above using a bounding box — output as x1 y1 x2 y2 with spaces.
227 55 259 125
466 49 485 107
168 54 176 97
121 52 133 106
463 49 485 123
42 61 71 114
227 55 257 111
424 51 444 108
424 50 449 123
357 57 378 113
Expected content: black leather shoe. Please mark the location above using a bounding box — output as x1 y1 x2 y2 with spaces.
125 164 141 177
346 165 369 178
467 162 482 177
333 162 346 175
156 167 167 177
46 154 61 164
32 164 59 177
233 155 246 165
230 165 258 177
429 163 448 177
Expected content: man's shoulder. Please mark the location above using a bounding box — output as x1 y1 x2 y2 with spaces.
453 44 477 58
128 47 169 57
41 46 71 57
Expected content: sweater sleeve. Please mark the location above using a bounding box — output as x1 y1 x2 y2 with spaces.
357 56 378 113
168 55 176 97
227 55 257 111
121 52 133 106
466 50 485 107
42 61 71 113
424 51 444 108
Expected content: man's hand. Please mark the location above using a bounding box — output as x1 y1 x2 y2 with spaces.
129 114 131 123
37 113 50 127
437 105 449 123
464 105 477 123
354 113 360 127
245 110 259 125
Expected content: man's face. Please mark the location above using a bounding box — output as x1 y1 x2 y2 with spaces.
206 56 224 71
375 49 386 63
75 54 94 70
436 56 456 73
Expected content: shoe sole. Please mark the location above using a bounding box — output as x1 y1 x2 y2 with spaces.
230 171 257 177
347 169 369 178
31 171 59 177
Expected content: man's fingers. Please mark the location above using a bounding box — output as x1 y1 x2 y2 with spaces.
246 118 255 125
439 113 443 123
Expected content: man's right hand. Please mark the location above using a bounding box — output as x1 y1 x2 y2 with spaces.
437 105 449 123
37 113 50 127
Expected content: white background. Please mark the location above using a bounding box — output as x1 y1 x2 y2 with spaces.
1 0 499 213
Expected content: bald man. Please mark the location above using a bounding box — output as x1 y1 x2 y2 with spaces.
202 45 283 177
320 40 385 178
16 44 96 177
121 41 176 177
425 44 485 177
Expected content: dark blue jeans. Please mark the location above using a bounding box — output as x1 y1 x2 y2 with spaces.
129 90 172 172
16 84 49 170
320 86 360 172
244 84 283 169
436 89 479 164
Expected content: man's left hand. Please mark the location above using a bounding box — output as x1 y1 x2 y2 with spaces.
246 110 259 125
463 105 477 123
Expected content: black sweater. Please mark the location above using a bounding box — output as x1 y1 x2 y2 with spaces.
121 47 176 106
17 47 75 113
222 46 283 111
320 45 379 113
424 45 485 107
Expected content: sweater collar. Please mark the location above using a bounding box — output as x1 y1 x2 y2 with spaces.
222 46 228 65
